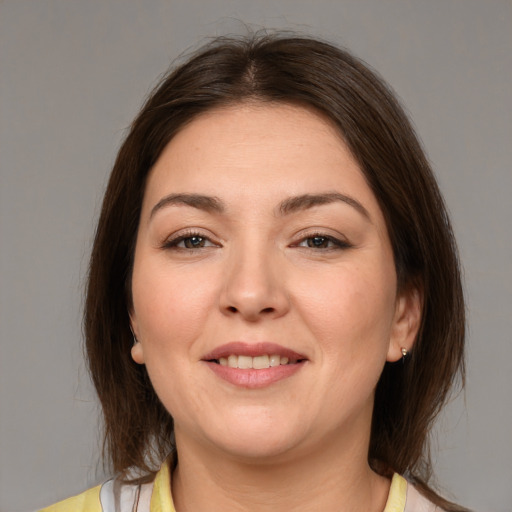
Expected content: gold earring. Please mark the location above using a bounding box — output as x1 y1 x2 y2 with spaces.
401 347 408 358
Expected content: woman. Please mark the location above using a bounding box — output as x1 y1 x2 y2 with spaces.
41 33 467 512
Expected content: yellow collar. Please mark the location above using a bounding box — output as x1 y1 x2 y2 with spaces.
383 473 408 512
150 459 175 512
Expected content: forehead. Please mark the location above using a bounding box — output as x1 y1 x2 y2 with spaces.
142 102 381 220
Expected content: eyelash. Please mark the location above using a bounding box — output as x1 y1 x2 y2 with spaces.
162 230 218 250
162 231 352 252
294 233 353 251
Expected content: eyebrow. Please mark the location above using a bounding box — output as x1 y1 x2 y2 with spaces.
149 191 370 221
150 193 225 219
278 193 371 220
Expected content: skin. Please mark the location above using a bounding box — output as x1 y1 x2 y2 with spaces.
130 103 421 512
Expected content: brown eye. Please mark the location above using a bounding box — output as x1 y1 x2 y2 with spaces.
183 236 207 248
163 233 218 250
307 236 330 248
296 234 352 251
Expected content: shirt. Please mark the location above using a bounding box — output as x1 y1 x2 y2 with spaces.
39 461 441 512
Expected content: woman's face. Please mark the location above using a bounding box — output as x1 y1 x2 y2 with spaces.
130 103 420 462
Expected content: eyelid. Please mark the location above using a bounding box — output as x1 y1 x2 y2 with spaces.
159 227 352 251
161 228 221 249
291 229 353 250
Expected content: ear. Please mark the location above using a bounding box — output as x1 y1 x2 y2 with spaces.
387 285 422 362
129 313 145 365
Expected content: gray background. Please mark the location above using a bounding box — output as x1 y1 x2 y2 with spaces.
1 1 511 511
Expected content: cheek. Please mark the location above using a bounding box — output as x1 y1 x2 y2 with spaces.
131 258 219 358
130 260 220 418
293 261 396 362
132 263 212 330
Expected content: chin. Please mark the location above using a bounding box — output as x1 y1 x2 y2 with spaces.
199 411 309 461
213 435 301 463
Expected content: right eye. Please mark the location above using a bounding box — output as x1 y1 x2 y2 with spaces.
163 232 218 250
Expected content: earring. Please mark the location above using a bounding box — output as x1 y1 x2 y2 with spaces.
401 347 408 362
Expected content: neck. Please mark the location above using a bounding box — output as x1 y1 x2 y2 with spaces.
171 425 390 512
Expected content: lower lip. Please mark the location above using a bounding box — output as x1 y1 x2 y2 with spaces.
204 361 305 388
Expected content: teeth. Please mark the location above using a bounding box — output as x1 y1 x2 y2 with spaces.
237 355 253 369
219 354 298 369
269 355 280 367
253 355 269 369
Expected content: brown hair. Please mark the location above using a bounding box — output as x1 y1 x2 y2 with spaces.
85 33 466 509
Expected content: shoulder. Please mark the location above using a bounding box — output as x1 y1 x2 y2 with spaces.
38 479 148 512
38 479 150 512
38 460 173 512
39 484 103 512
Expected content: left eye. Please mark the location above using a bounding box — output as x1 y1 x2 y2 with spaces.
164 234 216 249
297 235 350 250
180 236 209 248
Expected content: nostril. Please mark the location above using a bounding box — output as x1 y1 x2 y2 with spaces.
224 305 275 315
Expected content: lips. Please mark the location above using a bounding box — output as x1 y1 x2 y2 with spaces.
202 342 308 389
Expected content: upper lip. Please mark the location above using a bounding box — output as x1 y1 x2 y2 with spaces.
202 342 308 361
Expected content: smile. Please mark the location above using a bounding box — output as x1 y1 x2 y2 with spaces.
216 354 300 369
202 342 308 388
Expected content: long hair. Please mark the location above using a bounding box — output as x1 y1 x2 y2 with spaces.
85 33 465 510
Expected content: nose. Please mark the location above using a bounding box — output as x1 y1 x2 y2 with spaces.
219 245 290 322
